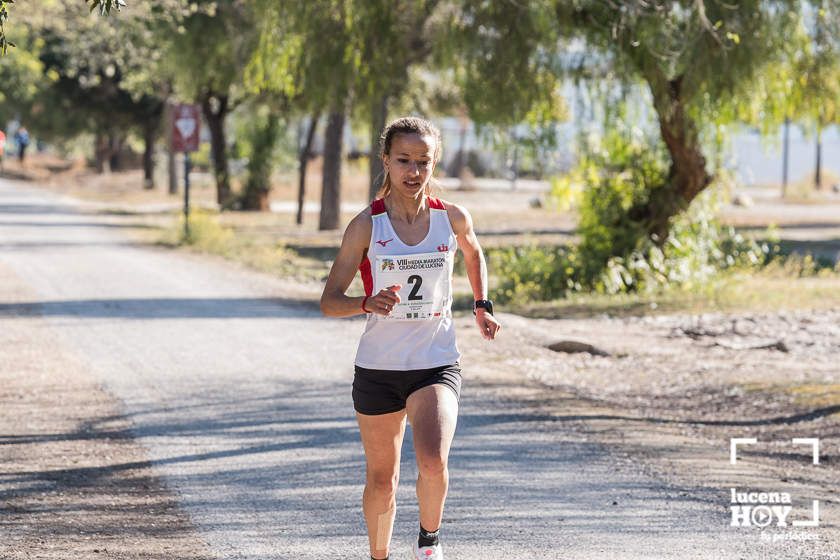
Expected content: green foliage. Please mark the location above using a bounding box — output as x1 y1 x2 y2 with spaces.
443 0 564 127
0 0 14 54
163 0 255 101
87 0 125 15
494 124 779 303
0 31 44 114
593 197 776 296
572 125 670 284
490 245 577 303
574 128 778 295
240 105 280 207
188 141 212 170
170 210 234 251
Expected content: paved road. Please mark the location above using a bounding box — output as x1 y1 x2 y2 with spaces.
0 178 828 559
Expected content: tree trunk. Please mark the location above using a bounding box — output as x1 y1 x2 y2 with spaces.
815 128 822 191
630 74 712 245
368 95 388 200
782 117 790 197
201 93 232 207
142 118 159 190
297 112 320 225
319 111 345 231
164 103 178 194
241 110 280 211
108 134 125 172
168 147 178 195
94 133 108 173
451 121 468 178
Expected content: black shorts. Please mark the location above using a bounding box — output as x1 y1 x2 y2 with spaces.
352 363 462 415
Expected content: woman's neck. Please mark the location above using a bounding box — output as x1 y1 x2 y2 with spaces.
385 193 426 224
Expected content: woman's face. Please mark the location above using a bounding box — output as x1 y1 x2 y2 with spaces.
383 133 437 198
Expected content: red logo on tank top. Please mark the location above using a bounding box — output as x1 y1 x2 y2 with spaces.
376 238 394 247
437 244 448 252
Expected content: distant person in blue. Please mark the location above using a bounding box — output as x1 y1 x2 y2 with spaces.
14 126 30 163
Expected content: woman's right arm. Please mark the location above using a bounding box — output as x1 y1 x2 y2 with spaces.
320 212 401 318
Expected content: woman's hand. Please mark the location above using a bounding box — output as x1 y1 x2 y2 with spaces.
366 284 402 316
475 308 501 340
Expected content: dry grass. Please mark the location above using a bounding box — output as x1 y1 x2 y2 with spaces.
781 168 840 203
509 268 840 319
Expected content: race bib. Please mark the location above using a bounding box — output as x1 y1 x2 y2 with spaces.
374 251 451 320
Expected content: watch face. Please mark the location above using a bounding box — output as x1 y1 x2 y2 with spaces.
475 300 493 314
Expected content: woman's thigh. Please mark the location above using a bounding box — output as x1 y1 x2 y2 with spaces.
356 409 408 473
405 384 459 463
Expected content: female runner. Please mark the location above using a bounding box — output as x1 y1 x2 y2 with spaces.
320 116 500 560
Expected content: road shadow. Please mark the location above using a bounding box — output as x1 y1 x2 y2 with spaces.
0 297 321 319
0 379 733 556
0 220 158 229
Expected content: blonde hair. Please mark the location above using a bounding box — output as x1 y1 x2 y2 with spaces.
375 116 442 200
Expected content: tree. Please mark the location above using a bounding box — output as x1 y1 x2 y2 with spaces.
246 0 312 219
87 0 125 14
347 0 441 200
251 0 452 228
164 0 257 207
250 0 360 230
788 1 840 189
558 2 815 245
457 2 837 246
0 1 13 55
1 1 125 55
239 97 287 210
6 1 171 180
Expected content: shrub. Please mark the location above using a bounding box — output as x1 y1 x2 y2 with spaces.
494 126 780 302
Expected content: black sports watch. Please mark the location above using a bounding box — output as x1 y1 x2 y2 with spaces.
473 299 494 315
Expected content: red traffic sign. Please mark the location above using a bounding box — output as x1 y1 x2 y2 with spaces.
172 104 201 153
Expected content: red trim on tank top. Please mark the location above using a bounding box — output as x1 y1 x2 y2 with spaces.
371 199 387 215
428 197 445 210
372 197 444 213
359 255 373 296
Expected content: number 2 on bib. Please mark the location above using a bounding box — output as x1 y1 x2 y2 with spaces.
407 275 423 301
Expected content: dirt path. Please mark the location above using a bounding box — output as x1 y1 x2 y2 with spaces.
2 177 840 559
0 262 213 560
466 310 840 556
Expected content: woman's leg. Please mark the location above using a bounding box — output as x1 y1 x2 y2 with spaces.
356 409 407 559
406 384 459 532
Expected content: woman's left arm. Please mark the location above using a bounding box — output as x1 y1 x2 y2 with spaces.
448 202 501 340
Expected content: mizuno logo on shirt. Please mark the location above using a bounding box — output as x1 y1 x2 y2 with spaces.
376 238 394 247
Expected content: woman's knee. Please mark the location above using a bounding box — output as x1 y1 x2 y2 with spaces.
366 467 399 495
416 453 448 479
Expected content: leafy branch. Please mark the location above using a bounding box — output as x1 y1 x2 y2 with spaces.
1 1 124 56
0 0 14 54
87 0 126 15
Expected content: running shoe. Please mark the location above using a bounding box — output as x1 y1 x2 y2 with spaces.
413 542 443 559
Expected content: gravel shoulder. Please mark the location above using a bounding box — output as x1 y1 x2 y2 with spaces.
0 262 214 560
456 308 840 557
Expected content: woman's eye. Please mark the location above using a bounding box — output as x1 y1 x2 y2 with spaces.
397 158 409 163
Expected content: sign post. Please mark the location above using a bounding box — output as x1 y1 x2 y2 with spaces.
171 104 201 239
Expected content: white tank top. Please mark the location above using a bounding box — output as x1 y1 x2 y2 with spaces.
354 197 461 370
